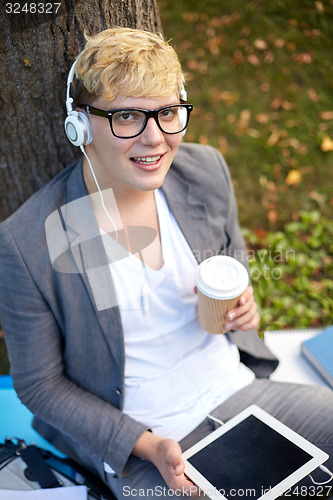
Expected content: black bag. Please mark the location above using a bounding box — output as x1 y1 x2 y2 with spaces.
0 437 116 499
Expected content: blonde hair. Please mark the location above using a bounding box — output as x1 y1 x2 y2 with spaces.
72 27 185 106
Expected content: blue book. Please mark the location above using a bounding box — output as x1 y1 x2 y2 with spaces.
301 326 333 388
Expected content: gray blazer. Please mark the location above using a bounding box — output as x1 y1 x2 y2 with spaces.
0 143 277 478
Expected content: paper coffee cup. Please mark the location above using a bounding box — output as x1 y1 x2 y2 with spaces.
196 255 249 334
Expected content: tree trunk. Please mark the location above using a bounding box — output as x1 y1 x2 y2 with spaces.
0 0 163 220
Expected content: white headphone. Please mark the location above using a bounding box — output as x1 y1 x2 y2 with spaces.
64 54 189 146
64 56 93 147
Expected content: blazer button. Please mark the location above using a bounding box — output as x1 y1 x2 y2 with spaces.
114 388 121 396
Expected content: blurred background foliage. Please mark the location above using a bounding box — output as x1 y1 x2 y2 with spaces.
0 0 332 373
160 0 333 333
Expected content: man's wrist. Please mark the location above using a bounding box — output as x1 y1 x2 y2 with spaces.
132 430 162 463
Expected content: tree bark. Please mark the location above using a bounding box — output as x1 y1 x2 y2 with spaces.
0 0 163 220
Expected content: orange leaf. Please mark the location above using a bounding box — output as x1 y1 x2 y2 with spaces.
253 39 268 50
285 170 302 186
321 135 333 152
254 228 267 240
293 52 313 64
308 88 320 102
236 109 251 134
320 111 333 120
267 210 278 224
247 54 260 66
267 130 281 146
255 113 270 124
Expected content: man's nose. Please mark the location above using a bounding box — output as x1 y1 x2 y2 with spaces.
139 116 164 145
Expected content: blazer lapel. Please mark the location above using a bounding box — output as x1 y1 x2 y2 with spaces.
161 168 214 264
63 161 124 370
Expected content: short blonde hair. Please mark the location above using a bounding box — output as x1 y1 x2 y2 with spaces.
72 27 185 106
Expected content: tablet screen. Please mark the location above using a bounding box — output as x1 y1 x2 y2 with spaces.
187 415 312 499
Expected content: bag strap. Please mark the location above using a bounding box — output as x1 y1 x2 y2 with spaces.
19 444 62 488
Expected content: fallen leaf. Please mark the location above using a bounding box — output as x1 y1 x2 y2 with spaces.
309 191 325 203
287 42 297 52
253 38 268 50
182 12 200 23
286 119 301 128
255 113 270 124
320 111 333 120
254 228 267 240
270 97 281 110
247 128 260 138
226 114 236 123
281 101 295 110
259 175 267 187
216 91 239 105
218 136 228 155
274 39 285 48
203 112 214 121
293 52 314 64
241 27 251 37
266 181 277 193
247 54 260 66
199 135 209 145
303 29 321 37
236 109 251 134
264 52 275 63
187 60 198 70
285 169 302 185
267 209 278 224
260 82 270 92
321 135 333 152
232 50 244 65
267 130 282 146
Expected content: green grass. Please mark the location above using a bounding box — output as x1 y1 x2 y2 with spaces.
160 0 333 332
243 210 333 332
160 0 333 229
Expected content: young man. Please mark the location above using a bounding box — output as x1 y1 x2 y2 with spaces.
0 28 332 499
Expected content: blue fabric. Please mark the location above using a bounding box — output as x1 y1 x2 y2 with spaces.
0 375 65 456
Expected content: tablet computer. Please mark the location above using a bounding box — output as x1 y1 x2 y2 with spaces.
182 405 329 499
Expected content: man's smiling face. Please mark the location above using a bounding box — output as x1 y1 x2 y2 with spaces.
82 94 183 197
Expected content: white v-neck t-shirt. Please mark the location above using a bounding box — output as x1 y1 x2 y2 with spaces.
103 189 254 442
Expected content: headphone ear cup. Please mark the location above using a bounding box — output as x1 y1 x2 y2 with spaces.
64 111 92 147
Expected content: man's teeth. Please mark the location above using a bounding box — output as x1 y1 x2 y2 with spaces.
133 155 161 164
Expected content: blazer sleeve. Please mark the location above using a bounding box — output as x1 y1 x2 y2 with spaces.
0 221 147 476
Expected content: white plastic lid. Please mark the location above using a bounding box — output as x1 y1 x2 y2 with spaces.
196 255 249 299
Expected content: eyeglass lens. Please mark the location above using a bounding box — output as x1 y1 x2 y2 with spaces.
111 105 187 137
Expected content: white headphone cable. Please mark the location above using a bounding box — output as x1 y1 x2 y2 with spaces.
309 464 333 485
80 145 118 242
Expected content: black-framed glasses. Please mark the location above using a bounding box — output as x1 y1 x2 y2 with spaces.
80 100 193 139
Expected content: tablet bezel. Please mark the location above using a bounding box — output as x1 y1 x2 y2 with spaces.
182 405 329 500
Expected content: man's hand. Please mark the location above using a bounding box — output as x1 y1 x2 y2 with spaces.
132 432 200 496
225 285 260 331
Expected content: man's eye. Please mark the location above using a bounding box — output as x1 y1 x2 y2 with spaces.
159 109 176 120
120 112 134 121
